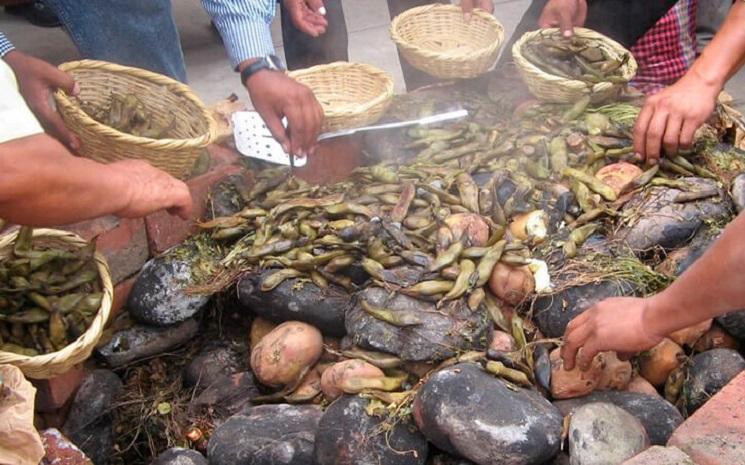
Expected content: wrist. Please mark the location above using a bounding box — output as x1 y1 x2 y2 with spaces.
644 291 679 338
687 64 726 96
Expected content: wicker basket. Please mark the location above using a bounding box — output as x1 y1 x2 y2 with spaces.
289 62 394 132
390 4 504 80
0 229 113 379
54 60 217 179
512 28 638 103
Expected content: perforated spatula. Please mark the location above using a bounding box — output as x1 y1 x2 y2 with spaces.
232 109 468 166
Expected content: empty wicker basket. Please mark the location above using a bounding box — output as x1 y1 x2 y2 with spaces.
0 229 112 379
289 62 394 132
512 28 638 103
390 4 504 80
54 60 217 179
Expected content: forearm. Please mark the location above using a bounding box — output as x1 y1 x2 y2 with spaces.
687 2 745 89
645 211 745 335
0 134 131 225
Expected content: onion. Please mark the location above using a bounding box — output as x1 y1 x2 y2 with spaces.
595 162 643 197
509 210 548 243
249 317 277 350
693 324 740 352
549 348 603 399
250 321 323 388
596 351 632 390
443 213 489 247
669 319 712 347
638 338 684 387
626 375 660 397
488 262 535 305
320 359 385 400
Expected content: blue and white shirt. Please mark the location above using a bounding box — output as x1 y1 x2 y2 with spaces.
201 0 277 69
0 32 15 58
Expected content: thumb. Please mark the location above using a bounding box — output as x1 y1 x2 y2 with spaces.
46 66 78 96
306 0 326 15
558 10 575 37
261 110 291 154
461 0 474 21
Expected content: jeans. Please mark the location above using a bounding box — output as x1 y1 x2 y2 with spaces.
42 0 187 82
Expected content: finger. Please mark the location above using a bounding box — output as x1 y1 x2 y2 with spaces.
633 101 655 160
310 97 325 155
306 0 326 14
575 0 588 26
300 99 320 154
285 105 306 156
645 110 669 165
662 114 683 156
561 322 593 371
46 67 77 95
564 309 592 334
479 0 494 14
577 344 599 371
558 10 575 37
29 96 80 150
461 0 474 21
261 109 291 154
679 119 699 150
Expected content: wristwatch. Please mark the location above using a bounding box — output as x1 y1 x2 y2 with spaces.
240 55 285 86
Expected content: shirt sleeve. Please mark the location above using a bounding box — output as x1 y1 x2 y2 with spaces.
201 0 277 70
0 32 15 58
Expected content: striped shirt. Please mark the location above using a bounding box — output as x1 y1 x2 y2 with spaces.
201 0 277 69
0 32 15 58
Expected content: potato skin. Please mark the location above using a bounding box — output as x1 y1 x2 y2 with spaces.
250 321 323 387
489 263 535 305
320 359 384 400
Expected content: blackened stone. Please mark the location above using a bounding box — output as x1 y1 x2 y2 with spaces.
533 280 636 338
314 395 428 465
429 454 477 465
616 178 730 252
732 173 745 213
554 391 683 445
207 404 322 465
684 348 745 413
568 402 649 465
716 311 745 339
413 363 562 465
128 257 209 326
97 319 200 367
183 345 243 389
62 370 122 465
237 271 350 337
151 448 207 465
192 372 260 419
346 287 489 362
656 227 721 277
207 174 249 219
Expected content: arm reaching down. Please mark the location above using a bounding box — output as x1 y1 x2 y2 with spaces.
0 134 192 226
562 210 745 370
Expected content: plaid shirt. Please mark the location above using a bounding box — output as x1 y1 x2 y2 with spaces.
630 0 698 94
0 33 14 58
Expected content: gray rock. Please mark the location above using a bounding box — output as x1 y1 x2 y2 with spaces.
128 257 209 326
554 391 683 445
617 178 730 252
62 370 122 465
208 404 322 465
684 348 745 413
97 318 200 367
732 173 745 213
533 280 636 338
207 174 249 219
192 372 259 419
183 345 243 389
314 395 428 465
151 448 207 465
237 270 350 337
430 454 477 465
346 287 489 362
568 402 650 465
716 311 745 340
655 227 720 277
413 363 563 465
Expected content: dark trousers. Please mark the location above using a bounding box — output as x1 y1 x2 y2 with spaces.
281 0 446 91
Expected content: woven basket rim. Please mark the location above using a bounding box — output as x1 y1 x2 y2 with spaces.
511 27 638 91
390 4 504 63
0 228 113 379
288 61 395 118
54 59 217 150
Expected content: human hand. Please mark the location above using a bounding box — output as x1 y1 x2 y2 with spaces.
560 296 665 371
111 160 193 220
3 50 81 151
538 0 587 37
633 72 720 164
244 68 324 157
460 0 494 20
283 0 328 37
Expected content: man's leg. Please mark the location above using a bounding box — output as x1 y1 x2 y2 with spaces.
387 0 447 91
281 0 348 70
43 0 187 82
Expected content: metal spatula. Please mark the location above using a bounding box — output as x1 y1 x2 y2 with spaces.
232 109 468 166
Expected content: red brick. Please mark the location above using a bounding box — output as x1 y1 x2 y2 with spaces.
207 143 243 167
145 163 245 254
622 446 695 465
41 428 93 465
64 216 149 285
668 371 745 465
109 274 138 323
32 364 88 413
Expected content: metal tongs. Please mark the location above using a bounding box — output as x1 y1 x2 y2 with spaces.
317 109 469 142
